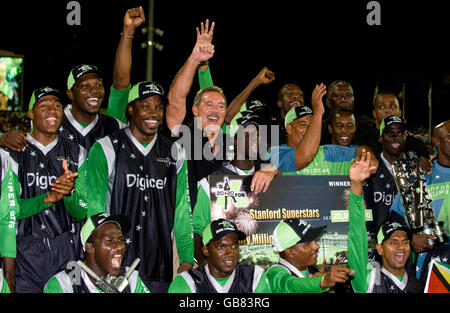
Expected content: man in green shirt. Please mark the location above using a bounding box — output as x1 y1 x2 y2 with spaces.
169 218 271 293
86 81 193 293
267 218 354 293
44 213 149 293
0 149 19 293
347 149 424 293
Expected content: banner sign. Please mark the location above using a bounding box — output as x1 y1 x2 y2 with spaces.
209 175 373 269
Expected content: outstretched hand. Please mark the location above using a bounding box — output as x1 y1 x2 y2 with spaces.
191 19 215 63
311 83 326 116
350 149 373 184
44 160 78 204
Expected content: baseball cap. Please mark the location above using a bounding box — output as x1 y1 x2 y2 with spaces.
229 112 267 137
128 81 165 104
81 213 131 248
379 115 406 135
28 87 63 110
272 219 326 252
67 64 103 90
376 222 413 244
285 106 313 127
202 218 246 246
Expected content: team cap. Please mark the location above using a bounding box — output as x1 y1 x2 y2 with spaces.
67 64 103 89
28 87 62 110
202 218 246 246
272 219 326 252
285 106 313 127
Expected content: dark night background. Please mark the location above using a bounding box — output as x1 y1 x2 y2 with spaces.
1 0 449 133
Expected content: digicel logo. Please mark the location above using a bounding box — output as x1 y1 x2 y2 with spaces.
126 174 167 191
27 173 57 190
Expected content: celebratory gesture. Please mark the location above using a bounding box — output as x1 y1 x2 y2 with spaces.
44 160 78 204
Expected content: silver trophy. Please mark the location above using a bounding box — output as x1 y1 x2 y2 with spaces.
77 258 140 293
392 152 447 246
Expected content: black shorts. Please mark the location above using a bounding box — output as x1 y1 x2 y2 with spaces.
15 232 79 293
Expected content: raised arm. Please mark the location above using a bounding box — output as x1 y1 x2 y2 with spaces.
348 150 374 293
224 67 275 125
294 83 326 170
167 19 215 134
113 6 146 90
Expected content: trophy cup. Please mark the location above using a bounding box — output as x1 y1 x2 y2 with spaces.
77 258 140 293
392 152 447 246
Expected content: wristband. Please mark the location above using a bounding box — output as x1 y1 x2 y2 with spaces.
198 60 209 67
121 32 134 39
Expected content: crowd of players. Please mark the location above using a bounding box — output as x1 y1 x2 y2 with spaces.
0 6 449 294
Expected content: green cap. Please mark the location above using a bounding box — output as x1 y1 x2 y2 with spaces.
272 219 326 252
67 64 103 89
285 106 313 127
379 115 406 135
28 87 62 110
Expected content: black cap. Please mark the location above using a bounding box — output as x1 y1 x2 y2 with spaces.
202 218 246 246
128 81 165 104
379 115 407 135
67 64 103 89
28 87 63 110
377 222 413 244
81 213 131 248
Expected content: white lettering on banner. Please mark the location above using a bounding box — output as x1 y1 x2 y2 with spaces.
328 181 351 187
126 174 167 191
27 173 57 190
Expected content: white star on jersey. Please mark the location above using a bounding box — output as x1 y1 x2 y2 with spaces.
59 126 64 132
139 165 144 171
130 153 136 159
68 134 74 140
144 195 149 202
126 238 131 245
386 184 391 189
113 139 119 144
39 163 45 169
41 224 46 230
30 151 36 157
136 225 142 231
443 257 448 263
44 209 50 215
379 174 385 179
141 211 146 217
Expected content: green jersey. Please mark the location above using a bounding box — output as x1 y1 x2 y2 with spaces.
44 267 150 293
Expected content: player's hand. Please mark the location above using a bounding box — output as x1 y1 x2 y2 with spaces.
45 160 78 204
123 6 146 30
311 83 326 116
418 156 432 175
0 130 28 152
253 67 275 86
191 19 215 63
320 258 355 289
412 233 436 254
177 261 193 274
350 149 372 184
251 166 277 194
